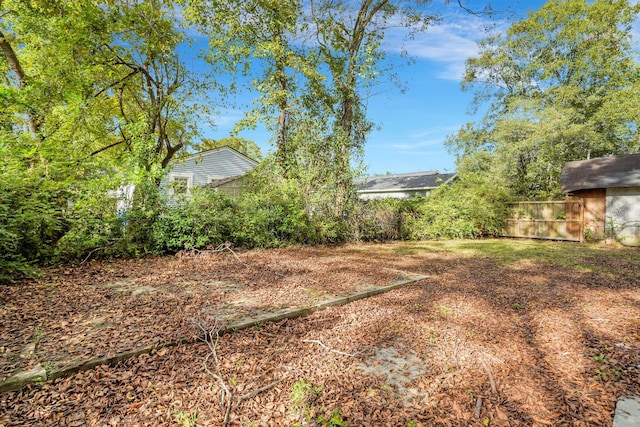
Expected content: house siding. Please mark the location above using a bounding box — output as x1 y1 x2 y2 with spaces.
166 147 256 187
160 147 258 197
606 186 640 246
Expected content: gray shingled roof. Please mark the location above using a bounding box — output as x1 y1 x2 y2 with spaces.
560 153 640 193
358 171 457 193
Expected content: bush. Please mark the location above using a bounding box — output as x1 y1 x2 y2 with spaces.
150 159 358 252
151 188 237 253
349 198 406 242
401 174 511 239
232 161 348 247
0 169 67 281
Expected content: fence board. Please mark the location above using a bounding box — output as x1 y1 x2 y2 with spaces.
502 201 584 242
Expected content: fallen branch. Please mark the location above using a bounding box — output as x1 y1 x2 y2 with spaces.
80 247 106 265
236 377 288 404
302 339 362 357
177 242 241 262
191 317 233 425
479 356 497 394
193 316 285 426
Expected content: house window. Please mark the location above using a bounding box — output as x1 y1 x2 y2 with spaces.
169 173 193 195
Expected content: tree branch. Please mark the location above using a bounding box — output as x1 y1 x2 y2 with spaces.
90 139 126 156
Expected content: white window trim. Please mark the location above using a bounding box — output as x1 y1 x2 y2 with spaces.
207 175 226 183
169 173 194 196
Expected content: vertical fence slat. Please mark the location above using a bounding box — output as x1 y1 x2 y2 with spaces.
502 200 584 242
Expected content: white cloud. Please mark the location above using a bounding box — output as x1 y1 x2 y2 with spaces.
384 11 512 81
390 138 441 150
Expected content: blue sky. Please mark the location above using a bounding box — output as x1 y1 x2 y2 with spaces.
198 1 549 175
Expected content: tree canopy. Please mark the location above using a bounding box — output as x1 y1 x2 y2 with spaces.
447 0 640 198
2 0 554 280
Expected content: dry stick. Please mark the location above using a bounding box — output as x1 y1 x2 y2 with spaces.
302 339 362 357
474 397 483 418
479 356 498 394
194 318 283 426
220 242 241 262
192 319 234 426
236 377 288 404
80 246 106 265
223 377 288 426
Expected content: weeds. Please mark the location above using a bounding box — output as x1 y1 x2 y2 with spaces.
593 354 621 381
172 407 198 427
290 379 348 426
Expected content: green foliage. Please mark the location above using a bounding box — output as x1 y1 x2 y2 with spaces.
401 174 511 240
232 181 307 248
151 188 237 253
317 410 348 427
0 140 71 281
172 407 199 427
349 198 406 242
450 0 640 199
151 159 349 252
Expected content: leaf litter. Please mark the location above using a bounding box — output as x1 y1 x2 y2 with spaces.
0 241 638 426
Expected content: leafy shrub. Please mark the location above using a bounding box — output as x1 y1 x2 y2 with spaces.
349 198 405 242
401 173 511 239
232 161 347 247
0 165 67 281
151 188 237 253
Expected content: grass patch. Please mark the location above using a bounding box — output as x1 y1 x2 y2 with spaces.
379 239 640 277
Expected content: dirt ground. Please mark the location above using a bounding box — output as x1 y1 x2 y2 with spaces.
1 240 639 426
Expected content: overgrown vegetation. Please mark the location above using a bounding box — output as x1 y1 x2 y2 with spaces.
0 151 512 281
3 0 640 282
149 169 510 253
448 0 640 199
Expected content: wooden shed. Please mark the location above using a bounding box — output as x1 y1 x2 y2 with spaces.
560 153 640 246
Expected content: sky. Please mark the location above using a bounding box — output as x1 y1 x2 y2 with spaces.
198 1 550 175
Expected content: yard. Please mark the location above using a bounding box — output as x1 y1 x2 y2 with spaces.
1 240 639 426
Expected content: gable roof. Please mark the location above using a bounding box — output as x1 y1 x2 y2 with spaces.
560 153 640 193
358 171 457 194
181 145 259 166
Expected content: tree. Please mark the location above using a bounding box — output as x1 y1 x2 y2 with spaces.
182 0 314 174
88 1 210 174
0 0 212 274
448 0 640 198
306 0 437 209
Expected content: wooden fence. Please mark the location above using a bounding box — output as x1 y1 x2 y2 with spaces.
502 200 584 242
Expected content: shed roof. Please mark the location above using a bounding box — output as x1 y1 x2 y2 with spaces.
560 153 640 193
358 171 457 193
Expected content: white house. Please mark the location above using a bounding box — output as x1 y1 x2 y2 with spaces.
161 146 259 197
357 171 457 200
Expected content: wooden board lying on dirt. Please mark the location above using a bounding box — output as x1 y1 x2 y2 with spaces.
1 240 639 426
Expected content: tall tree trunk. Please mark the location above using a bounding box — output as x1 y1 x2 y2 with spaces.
0 29 39 136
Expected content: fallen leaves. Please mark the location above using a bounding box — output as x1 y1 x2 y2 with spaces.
0 243 638 426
